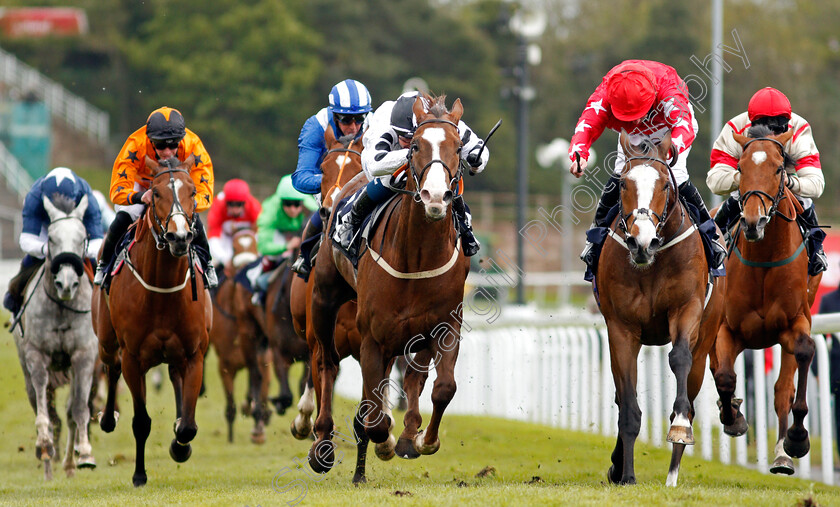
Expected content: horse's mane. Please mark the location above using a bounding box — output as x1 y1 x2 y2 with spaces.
421 93 448 118
745 124 796 169
48 193 78 214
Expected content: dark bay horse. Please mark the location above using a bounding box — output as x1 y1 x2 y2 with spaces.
710 126 821 475
209 228 271 443
307 95 470 482
596 132 724 486
92 156 212 487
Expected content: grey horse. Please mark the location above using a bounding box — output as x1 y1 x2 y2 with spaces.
13 193 98 480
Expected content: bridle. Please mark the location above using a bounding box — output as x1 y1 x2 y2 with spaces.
392 118 463 201
149 167 196 250
46 214 87 277
323 138 362 201
737 137 791 223
616 144 682 241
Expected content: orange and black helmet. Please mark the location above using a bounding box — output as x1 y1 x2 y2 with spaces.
146 106 186 141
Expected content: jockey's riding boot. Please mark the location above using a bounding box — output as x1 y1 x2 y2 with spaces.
191 216 218 289
292 214 320 276
580 175 621 266
678 181 727 270
714 196 741 236
798 204 828 276
452 195 480 257
3 256 43 314
95 211 133 286
337 187 376 255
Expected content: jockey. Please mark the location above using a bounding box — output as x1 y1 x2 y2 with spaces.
207 178 262 270
570 59 726 273
252 175 314 304
708 87 827 276
289 78 372 277
94 106 217 288
3 167 104 315
335 91 487 258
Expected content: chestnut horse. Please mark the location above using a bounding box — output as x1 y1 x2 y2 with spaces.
307 95 470 481
596 132 724 486
93 156 212 487
209 228 271 443
710 125 821 475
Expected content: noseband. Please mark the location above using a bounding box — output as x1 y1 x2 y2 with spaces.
737 137 789 222
393 118 463 201
150 167 196 250
47 214 87 276
617 150 680 240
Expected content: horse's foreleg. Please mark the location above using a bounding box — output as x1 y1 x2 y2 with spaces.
47 385 61 463
99 358 122 433
168 363 184 420
396 349 432 459
358 339 392 445
783 320 814 460
120 354 150 487
307 283 343 474
291 356 315 440
712 325 747 435
68 346 97 471
238 330 266 442
667 331 695 446
414 338 458 457
171 351 204 463
352 396 371 484
608 334 642 486
770 351 797 474
25 348 54 479
270 345 294 415
220 363 237 443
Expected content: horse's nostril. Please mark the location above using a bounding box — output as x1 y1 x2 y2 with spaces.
443 191 453 204
185 232 194 242
164 232 177 242
420 189 431 204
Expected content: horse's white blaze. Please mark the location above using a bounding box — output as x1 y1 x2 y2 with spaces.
170 180 190 235
329 187 341 208
627 164 660 248
671 413 691 428
332 154 350 170
237 236 254 249
751 150 767 165
419 128 449 205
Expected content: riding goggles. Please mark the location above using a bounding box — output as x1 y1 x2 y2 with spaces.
335 113 367 125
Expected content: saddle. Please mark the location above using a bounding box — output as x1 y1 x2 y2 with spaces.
330 187 400 268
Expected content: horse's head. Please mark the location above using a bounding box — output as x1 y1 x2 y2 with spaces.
733 125 794 241
145 155 198 257
617 131 679 266
320 127 363 223
231 228 258 268
408 94 464 221
43 194 89 300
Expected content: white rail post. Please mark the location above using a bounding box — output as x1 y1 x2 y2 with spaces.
813 334 834 485
752 350 768 472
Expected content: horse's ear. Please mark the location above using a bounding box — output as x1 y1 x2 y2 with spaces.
72 194 89 220
449 98 463 124
618 130 630 154
775 128 794 146
324 124 337 147
412 96 427 123
732 132 749 148
42 195 61 222
179 155 196 170
145 155 161 175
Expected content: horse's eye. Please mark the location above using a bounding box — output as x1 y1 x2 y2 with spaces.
411 143 419 152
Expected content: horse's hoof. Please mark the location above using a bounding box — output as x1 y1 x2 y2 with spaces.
65 467 75 478
667 425 695 445
36 443 54 461
308 440 335 474
77 455 97 469
132 473 147 487
375 434 396 461
290 417 313 440
783 431 810 459
99 413 117 433
396 437 421 459
770 456 795 475
352 473 367 485
723 412 748 437
251 430 267 445
169 439 192 463
607 465 619 485
413 430 440 455
241 402 253 417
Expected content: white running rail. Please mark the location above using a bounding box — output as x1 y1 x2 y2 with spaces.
0 46 108 144
334 309 839 485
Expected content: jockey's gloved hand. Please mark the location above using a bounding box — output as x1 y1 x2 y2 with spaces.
466 147 485 176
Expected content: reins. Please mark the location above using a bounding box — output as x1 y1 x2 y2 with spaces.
323 138 360 201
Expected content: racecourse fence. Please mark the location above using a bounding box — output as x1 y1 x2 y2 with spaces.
334 307 840 485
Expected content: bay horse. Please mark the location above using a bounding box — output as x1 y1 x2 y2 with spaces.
13 194 98 480
710 125 821 475
596 132 724 486
209 228 271 443
92 156 212 487
307 94 471 482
